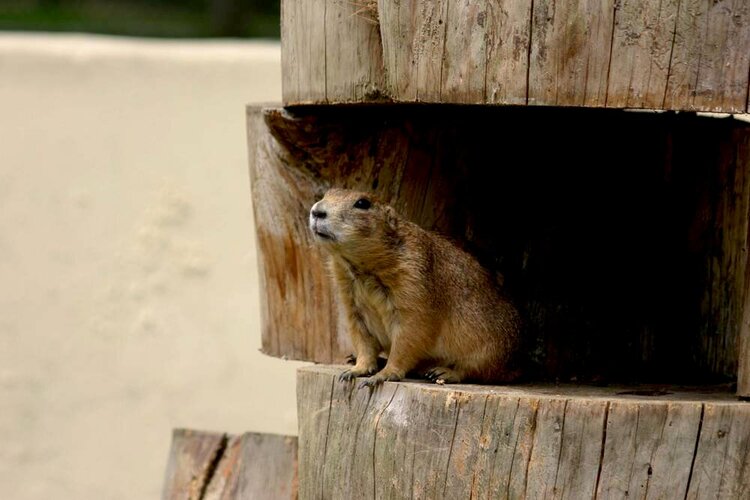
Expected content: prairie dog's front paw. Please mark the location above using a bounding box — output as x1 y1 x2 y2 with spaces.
338 364 378 382
358 369 404 389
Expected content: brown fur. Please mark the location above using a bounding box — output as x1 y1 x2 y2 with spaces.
309 188 521 386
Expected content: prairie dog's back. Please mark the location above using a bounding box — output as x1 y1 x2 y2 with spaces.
423 231 522 380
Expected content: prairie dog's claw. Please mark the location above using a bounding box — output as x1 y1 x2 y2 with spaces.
424 367 462 384
339 365 378 383
358 378 380 389
358 371 402 389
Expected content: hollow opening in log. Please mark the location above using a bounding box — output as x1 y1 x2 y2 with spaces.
249 105 750 386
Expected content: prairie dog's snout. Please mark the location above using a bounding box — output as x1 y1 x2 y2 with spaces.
310 200 327 220
309 199 335 241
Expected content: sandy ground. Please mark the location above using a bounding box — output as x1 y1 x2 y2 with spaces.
0 33 306 500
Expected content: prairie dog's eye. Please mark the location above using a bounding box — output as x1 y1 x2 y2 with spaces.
353 198 371 210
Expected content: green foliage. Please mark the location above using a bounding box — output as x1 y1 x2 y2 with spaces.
0 0 280 38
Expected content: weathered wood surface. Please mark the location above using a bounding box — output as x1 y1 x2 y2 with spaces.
162 429 298 500
687 403 750 498
705 127 750 388
380 0 448 102
664 0 750 112
280 0 326 104
606 0 678 109
281 0 750 112
322 0 385 103
528 0 615 107
247 106 342 362
247 104 750 386
596 402 702 498
739 265 750 397
163 430 227 500
298 365 750 500
440 0 486 103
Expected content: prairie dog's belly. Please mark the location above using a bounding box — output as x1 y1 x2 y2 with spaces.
351 277 393 353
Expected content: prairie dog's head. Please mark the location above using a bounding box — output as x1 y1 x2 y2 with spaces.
309 188 399 256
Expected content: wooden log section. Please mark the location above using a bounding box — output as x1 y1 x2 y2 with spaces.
162 429 298 500
247 104 750 389
740 273 750 398
281 0 750 112
298 365 750 500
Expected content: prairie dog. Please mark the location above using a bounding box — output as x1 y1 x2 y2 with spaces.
309 188 521 386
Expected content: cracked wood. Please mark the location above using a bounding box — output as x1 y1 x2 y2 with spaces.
162 430 298 500
297 365 750 500
281 0 750 112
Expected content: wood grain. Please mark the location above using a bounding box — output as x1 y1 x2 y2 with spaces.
325 0 387 102
700 127 750 380
664 0 750 112
554 399 608 498
234 434 298 500
686 403 750 498
596 402 702 498
525 398 568 498
378 0 449 101
163 429 227 500
247 106 343 363
689 0 750 112
473 396 538 497
606 0 679 109
440 0 487 103
484 0 533 105
528 0 615 107
281 0 326 104
281 0 750 111
738 121 750 397
297 365 750 500
162 430 297 500
296 369 332 500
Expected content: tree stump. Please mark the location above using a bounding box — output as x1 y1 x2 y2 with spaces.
298 365 750 499
281 0 750 113
162 429 298 500
243 1 750 498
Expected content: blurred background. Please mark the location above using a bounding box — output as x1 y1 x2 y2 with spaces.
0 2 303 500
0 0 281 38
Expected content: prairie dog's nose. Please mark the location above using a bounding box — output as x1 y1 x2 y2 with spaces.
311 201 327 219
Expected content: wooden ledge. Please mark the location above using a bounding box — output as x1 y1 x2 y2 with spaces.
303 365 740 404
298 365 750 499
162 429 298 500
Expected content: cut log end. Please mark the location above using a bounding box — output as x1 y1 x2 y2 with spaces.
162 430 298 500
298 365 750 499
